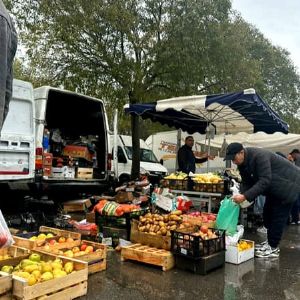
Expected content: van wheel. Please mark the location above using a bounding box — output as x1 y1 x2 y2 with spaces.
119 174 130 185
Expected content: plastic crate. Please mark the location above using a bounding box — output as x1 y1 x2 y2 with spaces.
167 179 188 190
174 251 225 275
171 229 225 258
193 182 224 193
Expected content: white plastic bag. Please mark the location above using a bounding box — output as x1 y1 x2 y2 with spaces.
0 210 14 248
225 225 244 246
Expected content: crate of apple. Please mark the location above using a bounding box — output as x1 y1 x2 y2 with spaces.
38 236 81 252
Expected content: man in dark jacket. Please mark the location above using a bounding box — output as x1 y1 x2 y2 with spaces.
225 142 300 258
0 0 17 132
177 136 211 174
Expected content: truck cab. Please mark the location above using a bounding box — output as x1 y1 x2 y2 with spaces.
111 135 168 185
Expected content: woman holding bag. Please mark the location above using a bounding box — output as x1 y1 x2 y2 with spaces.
224 143 300 258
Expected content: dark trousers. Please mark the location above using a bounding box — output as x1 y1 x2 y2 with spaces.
263 196 293 248
290 197 300 223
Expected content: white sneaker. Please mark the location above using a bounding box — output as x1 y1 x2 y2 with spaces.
255 240 268 251
255 244 280 258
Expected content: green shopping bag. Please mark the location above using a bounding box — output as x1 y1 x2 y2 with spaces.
216 196 240 235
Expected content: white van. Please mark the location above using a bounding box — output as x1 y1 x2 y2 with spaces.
0 80 113 198
0 79 35 191
111 135 168 184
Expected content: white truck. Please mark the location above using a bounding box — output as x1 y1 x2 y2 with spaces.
0 79 113 199
110 134 168 185
145 130 223 173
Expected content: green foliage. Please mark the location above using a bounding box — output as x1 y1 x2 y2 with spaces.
7 0 300 137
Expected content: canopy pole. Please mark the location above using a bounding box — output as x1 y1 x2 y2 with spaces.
175 129 181 171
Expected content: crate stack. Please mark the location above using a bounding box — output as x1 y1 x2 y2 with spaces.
171 228 225 275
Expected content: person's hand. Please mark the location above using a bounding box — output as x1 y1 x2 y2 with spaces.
232 194 246 203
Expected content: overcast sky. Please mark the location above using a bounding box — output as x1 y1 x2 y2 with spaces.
232 0 300 72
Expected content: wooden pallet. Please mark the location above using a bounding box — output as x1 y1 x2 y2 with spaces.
12 251 88 300
121 244 175 271
0 271 12 299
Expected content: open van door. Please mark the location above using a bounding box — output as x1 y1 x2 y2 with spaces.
112 109 118 180
0 79 35 187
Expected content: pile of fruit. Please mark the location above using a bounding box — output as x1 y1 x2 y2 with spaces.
237 240 253 251
189 225 218 240
41 237 75 251
164 172 188 180
137 211 191 236
192 173 223 183
1 253 75 286
28 233 55 241
43 243 104 258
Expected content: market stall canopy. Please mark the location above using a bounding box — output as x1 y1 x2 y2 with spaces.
124 88 289 134
196 131 300 155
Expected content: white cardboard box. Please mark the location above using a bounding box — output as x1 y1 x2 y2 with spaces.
225 239 254 264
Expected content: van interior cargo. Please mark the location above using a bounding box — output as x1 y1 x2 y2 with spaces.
42 90 108 180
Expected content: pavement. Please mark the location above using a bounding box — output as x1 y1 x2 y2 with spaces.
79 224 300 300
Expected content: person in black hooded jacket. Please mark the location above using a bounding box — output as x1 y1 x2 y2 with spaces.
224 143 300 258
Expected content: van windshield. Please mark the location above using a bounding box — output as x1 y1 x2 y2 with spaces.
124 147 159 163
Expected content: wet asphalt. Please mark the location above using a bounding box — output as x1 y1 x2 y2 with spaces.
79 225 300 300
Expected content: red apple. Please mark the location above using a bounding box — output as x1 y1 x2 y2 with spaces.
80 244 87 251
49 239 56 245
200 225 208 234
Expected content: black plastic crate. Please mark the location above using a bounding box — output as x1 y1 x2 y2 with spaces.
171 229 225 258
174 251 225 275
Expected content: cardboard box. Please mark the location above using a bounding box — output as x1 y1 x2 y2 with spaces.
63 198 92 212
52 167 65 178
115 191 134 203
63 145 93 161
86 212 95 223
43 152 53 166
43 166 52 177
225 239 254 264
77 167 93 179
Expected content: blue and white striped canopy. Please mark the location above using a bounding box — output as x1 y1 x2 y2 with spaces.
124 88 288 134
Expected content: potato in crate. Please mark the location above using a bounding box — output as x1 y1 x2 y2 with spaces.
171 226 225 258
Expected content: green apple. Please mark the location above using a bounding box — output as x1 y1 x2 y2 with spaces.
1 265 13 273
29 253 41 262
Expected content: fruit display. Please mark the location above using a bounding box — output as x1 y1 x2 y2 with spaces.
164 172 188 190
171 226 225 257
0 253 75 286
0 254 12 260
192 173 224 193
43 243 104 258
192 173 223 183
237 240 253 252
182 212 217 227
164 172 188 180
137 211 191 236
28 232 55 242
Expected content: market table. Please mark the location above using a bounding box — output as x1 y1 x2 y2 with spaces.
169 190 222 212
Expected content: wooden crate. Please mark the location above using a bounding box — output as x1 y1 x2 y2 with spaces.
63 199 92 212
12 251 88 300
77 168 93 179
121 244 175 271
0 271 12 299
37 240 107 275
13 227 81 250
0 246 30 267
130 220 171 250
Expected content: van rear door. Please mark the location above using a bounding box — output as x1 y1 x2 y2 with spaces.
0 80 35 182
